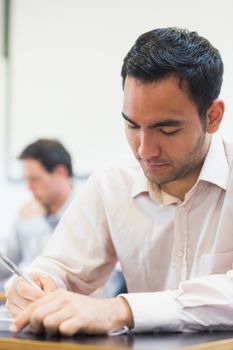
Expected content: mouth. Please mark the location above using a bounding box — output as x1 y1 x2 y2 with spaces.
140 159 171 173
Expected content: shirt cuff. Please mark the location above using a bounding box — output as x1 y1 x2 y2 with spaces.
121 291 182 332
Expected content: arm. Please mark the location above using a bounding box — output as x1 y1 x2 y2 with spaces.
122 271 233 333
22 177 117 294
12 271 233 335
8 270 233 335
7 168 233 334
6 174 118 318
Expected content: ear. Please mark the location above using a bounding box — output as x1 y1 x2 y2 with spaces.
206 99 225 134
53 164 69 177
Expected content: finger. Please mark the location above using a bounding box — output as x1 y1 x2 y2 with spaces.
10 293 62 333
6 275 45 319
42 308 73 334
6 300 23 318
10 314 29 333
38 276 58 293
5 280 21 302
59 317 82 336
9 300 42 333
10 304 39 333
29 300 64 333
16 278 44 300
6 287 32 311
9 310 19 318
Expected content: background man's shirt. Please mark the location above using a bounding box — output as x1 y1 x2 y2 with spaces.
0 193 73 289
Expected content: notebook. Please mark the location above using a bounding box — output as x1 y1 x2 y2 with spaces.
0 305 12 331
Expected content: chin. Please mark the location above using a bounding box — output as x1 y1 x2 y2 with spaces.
35 197 44 206
144 171 176 186
144 173 162 185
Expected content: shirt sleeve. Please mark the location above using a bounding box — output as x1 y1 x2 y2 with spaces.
122 271 233 332
24 173 118 295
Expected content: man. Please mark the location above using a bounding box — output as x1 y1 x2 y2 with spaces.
6 27 233 335
0 139 74 287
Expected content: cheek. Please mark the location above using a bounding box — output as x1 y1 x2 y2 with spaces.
125 128 136 149
161 132 201 162
39 180 52 194
159 140 181 160
127 135 140 155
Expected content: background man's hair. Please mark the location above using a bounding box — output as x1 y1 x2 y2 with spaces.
121 27 224 124
18 138 73 177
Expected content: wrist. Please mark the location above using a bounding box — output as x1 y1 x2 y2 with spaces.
108 296 134 330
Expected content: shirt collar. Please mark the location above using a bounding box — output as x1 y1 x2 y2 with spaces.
131 167 181 204
198 133 229 190
131 164 180 204
131 166 148 198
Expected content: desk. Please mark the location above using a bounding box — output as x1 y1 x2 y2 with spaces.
0 292 5 303
1 331 233 350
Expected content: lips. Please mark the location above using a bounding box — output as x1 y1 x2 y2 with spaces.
141 159 170 173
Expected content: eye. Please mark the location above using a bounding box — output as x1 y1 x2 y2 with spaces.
126 123 139 130
160 128 181 135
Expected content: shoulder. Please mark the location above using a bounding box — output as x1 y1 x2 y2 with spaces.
86 155 142 190
70 155 143 211
223 139 233 160
18 199 46 220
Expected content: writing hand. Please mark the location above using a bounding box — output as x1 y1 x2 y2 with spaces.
5 273 57 318
9 289 134 335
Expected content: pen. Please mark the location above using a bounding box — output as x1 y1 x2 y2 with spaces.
0 251 43 293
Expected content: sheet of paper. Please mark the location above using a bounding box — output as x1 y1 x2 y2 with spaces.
0 305 12 331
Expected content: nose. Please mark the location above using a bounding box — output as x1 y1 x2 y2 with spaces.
27 181 32 190
26 180 34 193
138 131 160 159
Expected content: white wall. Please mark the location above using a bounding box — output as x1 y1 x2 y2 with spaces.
5 0 233 178
0 0 233 231
0 56 5 173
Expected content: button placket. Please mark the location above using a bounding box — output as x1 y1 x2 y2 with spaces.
174 204 188 286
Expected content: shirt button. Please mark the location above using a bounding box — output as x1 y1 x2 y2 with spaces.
177 250 184 257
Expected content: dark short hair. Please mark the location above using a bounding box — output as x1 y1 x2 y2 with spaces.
121 27 224 124
18 139 73 177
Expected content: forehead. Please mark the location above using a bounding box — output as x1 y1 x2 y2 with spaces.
22 158 48 175
122 76 198 120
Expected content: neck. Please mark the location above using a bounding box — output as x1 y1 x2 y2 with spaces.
46 181 72 214
160 167 202 201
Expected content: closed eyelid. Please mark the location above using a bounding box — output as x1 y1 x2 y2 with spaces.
160 127 181 134
159 125 182 130
149 121 184 129
122 112 185 130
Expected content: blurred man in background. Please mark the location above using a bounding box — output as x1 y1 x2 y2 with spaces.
0 139 74 287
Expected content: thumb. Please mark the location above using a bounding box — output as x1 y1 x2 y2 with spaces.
34 275 58 293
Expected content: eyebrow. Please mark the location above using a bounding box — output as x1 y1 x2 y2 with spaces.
121 112 184 129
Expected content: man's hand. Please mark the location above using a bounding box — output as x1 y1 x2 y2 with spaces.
5 273 58 318
9 289 134 336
